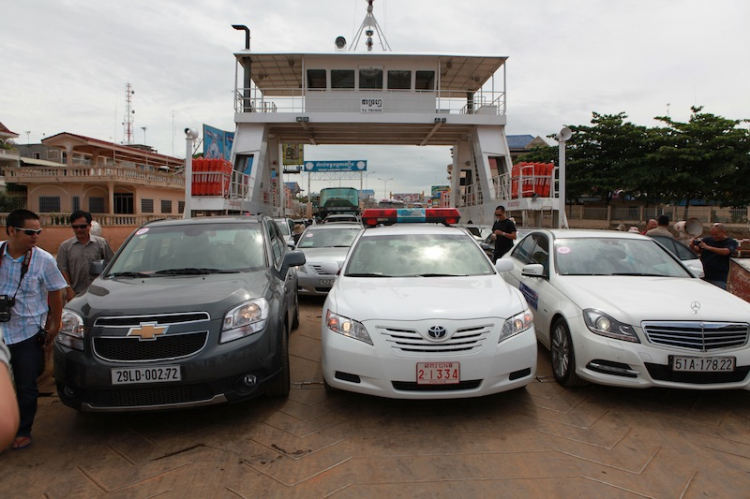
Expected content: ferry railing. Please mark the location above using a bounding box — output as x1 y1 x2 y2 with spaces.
235 87 506 115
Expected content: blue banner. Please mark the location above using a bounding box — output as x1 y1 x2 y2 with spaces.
203 124 234 161
303 160 367 172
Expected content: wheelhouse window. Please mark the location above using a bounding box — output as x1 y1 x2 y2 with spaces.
415 70 435 90
387 70 411 90
307 69 327 89
359 68 383 89
331 70 355 89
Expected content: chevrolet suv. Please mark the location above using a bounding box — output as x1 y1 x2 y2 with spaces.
54 216 305 411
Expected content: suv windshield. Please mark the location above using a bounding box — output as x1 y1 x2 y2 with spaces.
344 233 494 277
107 223 267 275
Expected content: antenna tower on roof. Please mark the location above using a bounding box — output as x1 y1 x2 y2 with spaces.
122 83 135 145
350 0 391 52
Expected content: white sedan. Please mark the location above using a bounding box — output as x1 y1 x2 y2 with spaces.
500 229 750 389
321 209 537 399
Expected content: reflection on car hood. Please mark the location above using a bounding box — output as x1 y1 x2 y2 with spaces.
79 272 268 314
556 276 750 323
331 275 521 321
298 247 351 263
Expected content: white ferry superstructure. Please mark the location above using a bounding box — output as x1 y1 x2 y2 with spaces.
190 48 562 226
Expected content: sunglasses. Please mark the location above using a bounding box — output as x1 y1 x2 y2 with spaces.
14 227 43 236
71 224 90 229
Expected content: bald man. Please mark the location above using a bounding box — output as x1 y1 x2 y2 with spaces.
690 223 738 290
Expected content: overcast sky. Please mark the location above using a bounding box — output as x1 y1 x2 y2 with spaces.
2 0 748 196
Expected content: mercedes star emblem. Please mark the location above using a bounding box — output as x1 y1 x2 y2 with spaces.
690 301 701 314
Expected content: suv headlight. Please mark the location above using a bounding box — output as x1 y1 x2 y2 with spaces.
326 310 372 345
220 298 269 343
500 309 534 342
57 310 85 351
583 309 639 343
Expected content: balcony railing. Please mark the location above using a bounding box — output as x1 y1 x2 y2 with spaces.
3 165 184 187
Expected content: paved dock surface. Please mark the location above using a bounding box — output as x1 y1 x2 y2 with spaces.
1 296 749 498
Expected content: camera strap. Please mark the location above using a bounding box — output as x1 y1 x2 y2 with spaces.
0 243 33 300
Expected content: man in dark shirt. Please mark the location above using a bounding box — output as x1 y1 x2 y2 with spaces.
491 205 517 262
690 223 738 290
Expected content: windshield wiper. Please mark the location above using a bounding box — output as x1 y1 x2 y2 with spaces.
153 268 238 275
411 273 469 277
108 271 151 278
610 272 666 277
345 273 391 277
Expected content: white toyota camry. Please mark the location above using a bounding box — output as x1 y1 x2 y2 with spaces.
321 208 537 399
500 229 750 389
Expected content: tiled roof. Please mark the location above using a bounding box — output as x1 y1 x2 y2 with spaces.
506 134 536 149
0 121 19 137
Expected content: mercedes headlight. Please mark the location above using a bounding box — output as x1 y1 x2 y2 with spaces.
500 309 533 342
220 298 269 343
56 310 85 351
326 310 372 345
583 309 639 343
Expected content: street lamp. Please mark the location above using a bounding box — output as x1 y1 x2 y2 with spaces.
231 24 251 50
555 127 572 228
377 177 393 200
183 128 199 218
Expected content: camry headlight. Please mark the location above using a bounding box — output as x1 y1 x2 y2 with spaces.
56 310 85 351
326 310 372 345
500 309 534 343
220 298 269 343
583 309 639 343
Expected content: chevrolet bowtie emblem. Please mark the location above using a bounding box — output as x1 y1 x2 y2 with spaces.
127 322 168 341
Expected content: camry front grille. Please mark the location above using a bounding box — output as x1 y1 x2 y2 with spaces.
642 321 749 352
380 324 491 354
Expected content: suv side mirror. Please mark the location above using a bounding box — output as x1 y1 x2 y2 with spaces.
280 250 306 277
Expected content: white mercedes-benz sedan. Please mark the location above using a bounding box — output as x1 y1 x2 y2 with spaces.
321 208 537 399
500 229 750 389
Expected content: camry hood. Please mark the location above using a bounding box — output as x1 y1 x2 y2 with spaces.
329 275 523 321
557 276 750 323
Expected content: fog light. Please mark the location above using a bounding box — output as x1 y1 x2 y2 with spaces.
63 386 76 398
242 374 257 387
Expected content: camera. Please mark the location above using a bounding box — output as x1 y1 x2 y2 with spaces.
0 295 15 322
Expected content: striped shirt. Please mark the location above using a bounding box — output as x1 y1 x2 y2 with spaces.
0 243 67 345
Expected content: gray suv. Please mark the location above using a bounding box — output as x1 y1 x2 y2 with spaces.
54 216 305 411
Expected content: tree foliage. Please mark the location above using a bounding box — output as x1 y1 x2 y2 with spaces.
516 108 750 208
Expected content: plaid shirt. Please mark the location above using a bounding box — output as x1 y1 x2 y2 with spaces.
0 243 67 345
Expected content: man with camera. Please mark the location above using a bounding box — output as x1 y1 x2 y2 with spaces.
690 223 738 290
0 209 67 450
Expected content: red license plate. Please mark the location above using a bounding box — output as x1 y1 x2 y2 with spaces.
416 362 460 385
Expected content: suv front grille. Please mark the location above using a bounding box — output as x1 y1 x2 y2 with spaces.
94 312 210 327
93 332 209 361
642 321 749 351
380 324 491 354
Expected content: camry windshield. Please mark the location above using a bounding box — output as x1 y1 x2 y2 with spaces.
296 227 361 248
554 237 692 277
107 223 266 275
344 233 495 277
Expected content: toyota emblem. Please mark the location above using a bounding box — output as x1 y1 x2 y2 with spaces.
690 301 701 314
427 326 447 340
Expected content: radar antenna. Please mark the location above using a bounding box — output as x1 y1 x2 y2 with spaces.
350 0 391 52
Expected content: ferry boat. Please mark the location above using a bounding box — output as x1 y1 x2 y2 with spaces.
190 1 563 227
